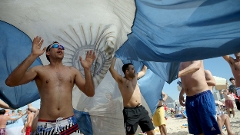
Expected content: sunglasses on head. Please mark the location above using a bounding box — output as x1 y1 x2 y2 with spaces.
48 43 65 51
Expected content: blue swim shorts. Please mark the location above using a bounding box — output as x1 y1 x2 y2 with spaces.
185 90 221 135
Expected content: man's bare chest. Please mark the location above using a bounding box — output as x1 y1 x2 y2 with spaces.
39 71 74 84
232 62 240 70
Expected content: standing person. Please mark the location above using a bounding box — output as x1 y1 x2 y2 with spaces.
204 70 235 135
222 89 235 118
178 60 221 135
174 103 178 114
109 58 154 135
5 36 96 135
223 53 240 110
22 108 35 135
0 109 23 135
152 91 168 135
229 78 237 96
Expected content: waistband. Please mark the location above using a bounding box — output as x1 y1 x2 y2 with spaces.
37 115 77 134
236 87 240 90
124 104 142 109
186 90 211 100
38 115 74 122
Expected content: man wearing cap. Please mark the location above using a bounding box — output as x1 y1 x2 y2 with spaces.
223 53 240 110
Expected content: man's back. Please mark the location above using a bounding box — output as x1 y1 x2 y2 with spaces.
180 61 209 96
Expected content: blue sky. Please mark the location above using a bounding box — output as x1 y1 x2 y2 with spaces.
163 55 234 100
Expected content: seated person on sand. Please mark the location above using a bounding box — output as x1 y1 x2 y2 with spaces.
216 102 235 135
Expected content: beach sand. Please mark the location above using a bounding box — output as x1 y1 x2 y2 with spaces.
152 109 240 135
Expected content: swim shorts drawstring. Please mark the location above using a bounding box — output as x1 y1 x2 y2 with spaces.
54 117 63 133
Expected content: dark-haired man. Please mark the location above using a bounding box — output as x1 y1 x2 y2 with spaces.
0 109 23 134
109 57 154 135
223 53 240 110
5 36 96 134
22 108 35 135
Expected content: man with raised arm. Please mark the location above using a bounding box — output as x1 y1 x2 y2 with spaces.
178 60 221 135
223 53 240 110
5 36 96 135
0 109 23 135
109 58 154 135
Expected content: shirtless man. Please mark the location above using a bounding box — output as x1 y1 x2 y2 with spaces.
22 108 34 135
0 109 23 135
204 70 235 135
178 61 220 135
5 36 96 134
109 58 154 135
152 91 168 135
223 53 240 110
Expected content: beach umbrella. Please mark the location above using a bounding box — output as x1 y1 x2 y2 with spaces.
213 76 228 90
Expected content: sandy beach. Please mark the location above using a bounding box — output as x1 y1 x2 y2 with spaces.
152 109 240 135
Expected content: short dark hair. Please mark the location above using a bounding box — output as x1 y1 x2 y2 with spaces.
229 77 235 81
122 63 133 74
0 109 6 115
46 41 59 62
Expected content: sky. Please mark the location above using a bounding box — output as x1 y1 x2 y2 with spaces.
163 55 234 100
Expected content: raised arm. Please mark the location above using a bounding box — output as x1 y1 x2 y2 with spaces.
0 100 12 109
178 61 201 78
8 115 22 121
75 50 96 97
109 57 123 83
222 55 234 65
205 70 216 86
5 36 46 86
137 65 147 79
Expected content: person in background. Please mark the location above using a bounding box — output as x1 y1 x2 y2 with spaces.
222 89 235 118
204 70 235 135
22 108 35 135
109 57 154 135
223 53 240 110
0 109 23 135
152 91 168 135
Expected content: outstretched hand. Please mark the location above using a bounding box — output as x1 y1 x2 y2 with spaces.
32 36 46 56
80 50 96 70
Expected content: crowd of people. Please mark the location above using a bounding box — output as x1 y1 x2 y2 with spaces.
1 36 239 135
0 104 39 135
